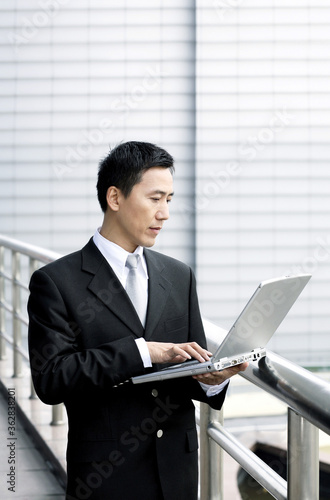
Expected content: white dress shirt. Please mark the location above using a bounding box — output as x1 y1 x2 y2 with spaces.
93 228 152 367
93 229 228 396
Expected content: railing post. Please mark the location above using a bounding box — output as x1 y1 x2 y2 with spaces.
287 408 319 500
29 257 39 399
12 251 22 377
51 403 65 426
200 403 224 500
0 246 6 360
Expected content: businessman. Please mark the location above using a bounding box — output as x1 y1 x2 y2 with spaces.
28 141 247 500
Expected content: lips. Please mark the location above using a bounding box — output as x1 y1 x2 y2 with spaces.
149 227 162 234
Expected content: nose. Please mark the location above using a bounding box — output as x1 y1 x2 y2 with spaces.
156 200 170 221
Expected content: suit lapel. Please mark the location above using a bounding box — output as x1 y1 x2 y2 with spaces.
144 249 172 340
81 239 145 338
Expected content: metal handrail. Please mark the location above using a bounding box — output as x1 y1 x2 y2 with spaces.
0 234 61 263
1 233 329 499
0 234 63 425
242 351 330 435
208 420 287 500
200 323 329 499
204 318 330 436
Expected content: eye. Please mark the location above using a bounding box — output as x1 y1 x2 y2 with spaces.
151 198 161 202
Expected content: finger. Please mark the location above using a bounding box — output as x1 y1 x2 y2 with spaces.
181 343 211 362
167 343 212 364
223 362 249 377
193 362 250 383
169 345 192 361
193 373 224 384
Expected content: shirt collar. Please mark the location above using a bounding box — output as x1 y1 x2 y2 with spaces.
93 228 148 280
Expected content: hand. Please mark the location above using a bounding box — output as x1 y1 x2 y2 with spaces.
192 362 249 385
146 341 213 364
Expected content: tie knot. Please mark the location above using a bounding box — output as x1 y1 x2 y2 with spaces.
126 253 139 271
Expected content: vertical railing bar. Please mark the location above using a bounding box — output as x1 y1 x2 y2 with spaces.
209 407 224 500
0 245 6 360
199 403 210 500
12 250 22 377
51 403 64 426
287 408 319 500
30 377 38 400
28 257 39 399
199 403 223 500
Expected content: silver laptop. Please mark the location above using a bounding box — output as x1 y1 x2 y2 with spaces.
131 274 311 384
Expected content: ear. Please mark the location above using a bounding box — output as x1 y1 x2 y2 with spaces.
106 186 121 212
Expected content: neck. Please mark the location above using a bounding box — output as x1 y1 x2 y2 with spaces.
99 217 137 253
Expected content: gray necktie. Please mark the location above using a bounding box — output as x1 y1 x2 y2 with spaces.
125 254 146 326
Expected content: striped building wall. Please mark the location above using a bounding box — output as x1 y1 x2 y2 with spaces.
196 0 330 364
0 0 196 267
1 0 330 364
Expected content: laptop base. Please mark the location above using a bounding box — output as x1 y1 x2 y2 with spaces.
131 348 266 384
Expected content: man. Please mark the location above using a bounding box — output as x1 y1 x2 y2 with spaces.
28 141 247 500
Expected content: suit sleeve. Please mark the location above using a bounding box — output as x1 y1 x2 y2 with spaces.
28 269 144 405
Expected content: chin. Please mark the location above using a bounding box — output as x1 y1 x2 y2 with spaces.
143 239 157 248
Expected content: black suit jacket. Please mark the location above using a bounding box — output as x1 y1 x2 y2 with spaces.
28 239 227 500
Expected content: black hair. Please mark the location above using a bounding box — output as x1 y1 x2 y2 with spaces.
96 141 174 212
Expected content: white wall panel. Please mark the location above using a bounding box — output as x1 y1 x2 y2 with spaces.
0 2 196 265
1 1 330 365
196 0 330 364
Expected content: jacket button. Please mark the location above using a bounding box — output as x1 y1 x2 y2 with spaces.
151 389 158 397
157 429 163 438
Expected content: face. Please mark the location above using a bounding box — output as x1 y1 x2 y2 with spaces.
107 167 174 253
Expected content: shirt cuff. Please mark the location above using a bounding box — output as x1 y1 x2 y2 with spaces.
135 338 152 368
198 379 229 397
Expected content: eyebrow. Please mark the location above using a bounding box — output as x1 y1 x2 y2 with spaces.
149 190 174 197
